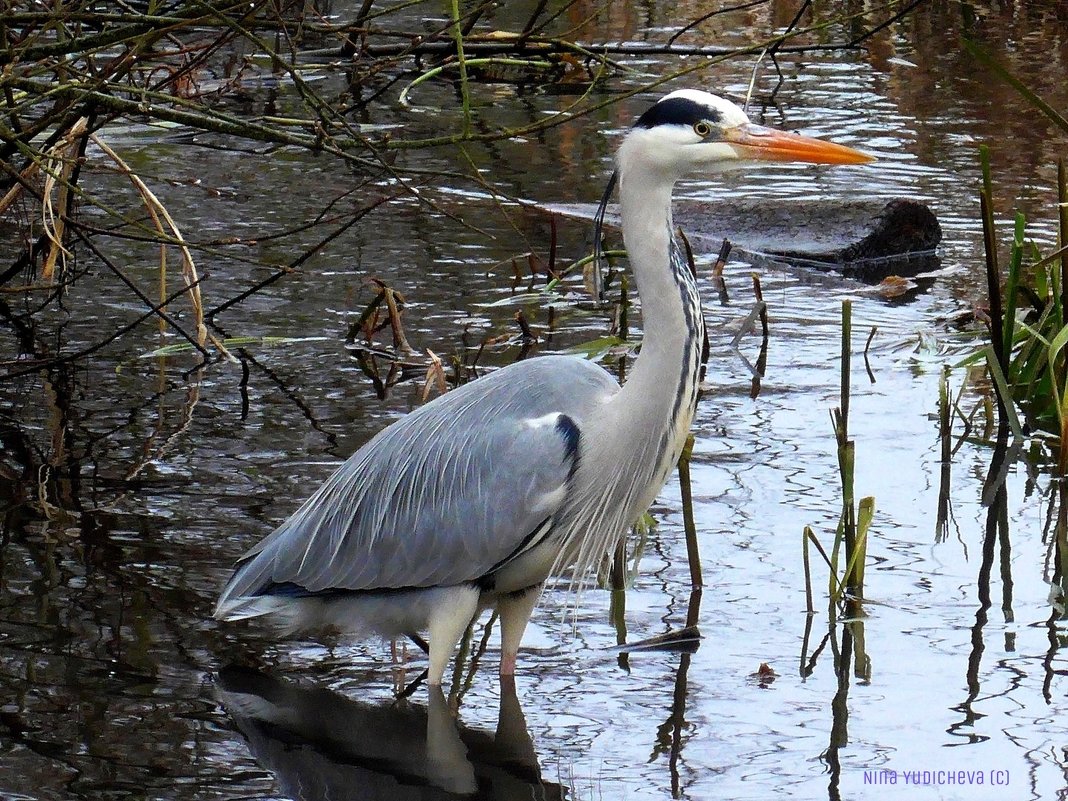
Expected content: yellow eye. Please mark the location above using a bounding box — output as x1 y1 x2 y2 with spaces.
693 121 713 137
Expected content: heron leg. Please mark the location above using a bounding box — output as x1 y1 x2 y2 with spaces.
497 585 541 676
427 585 480 686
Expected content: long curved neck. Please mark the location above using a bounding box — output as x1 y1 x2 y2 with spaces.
617 172 699 394
558 158 705 580
583 160 704 518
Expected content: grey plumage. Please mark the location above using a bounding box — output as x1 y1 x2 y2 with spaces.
216 356 616 609
214 88 872 686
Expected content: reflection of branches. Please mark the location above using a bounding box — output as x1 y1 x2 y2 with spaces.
70 224 211 362
1044 472 1068 702
744 0 811 106
799 614 830 679
122 369 202 484
949 434 1012 744
241 349 340 451
206 193 396 320
351 348 422 401
848 0 930 47
821 621 854 801
800 600 866 799
644 589 702 796
668 0 771 46
1 276 207 381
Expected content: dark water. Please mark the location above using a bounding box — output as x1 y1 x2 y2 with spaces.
3 2 1068 799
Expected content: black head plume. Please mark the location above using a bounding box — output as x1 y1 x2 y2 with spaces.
592 169 618 304
634 96 722 129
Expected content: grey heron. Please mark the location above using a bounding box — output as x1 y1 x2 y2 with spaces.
215 89 872 686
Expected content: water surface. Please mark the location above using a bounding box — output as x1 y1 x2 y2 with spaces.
2 2 1067 800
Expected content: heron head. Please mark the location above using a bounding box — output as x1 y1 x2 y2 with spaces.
591 89 873 301
617 88 873 178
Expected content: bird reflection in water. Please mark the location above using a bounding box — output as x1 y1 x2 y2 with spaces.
215 666 569 800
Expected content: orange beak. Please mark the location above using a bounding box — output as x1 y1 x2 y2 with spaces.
725 123 874 165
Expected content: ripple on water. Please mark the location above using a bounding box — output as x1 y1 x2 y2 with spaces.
4 5 1068 800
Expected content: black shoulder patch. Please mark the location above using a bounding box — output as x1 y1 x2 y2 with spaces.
555 414 581 480
635 96 720 129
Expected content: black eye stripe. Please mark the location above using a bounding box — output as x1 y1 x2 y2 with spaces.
634 97 722 129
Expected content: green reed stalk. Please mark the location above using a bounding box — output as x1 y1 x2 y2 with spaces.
678 433 702 589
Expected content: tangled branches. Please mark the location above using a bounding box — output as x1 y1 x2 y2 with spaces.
0 0 924 375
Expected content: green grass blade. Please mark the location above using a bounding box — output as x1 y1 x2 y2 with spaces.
984 345 1025 438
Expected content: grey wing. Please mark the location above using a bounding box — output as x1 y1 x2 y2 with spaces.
216 356 617 608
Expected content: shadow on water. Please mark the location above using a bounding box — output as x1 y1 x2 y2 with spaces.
216 667 567 800
217 598 713 801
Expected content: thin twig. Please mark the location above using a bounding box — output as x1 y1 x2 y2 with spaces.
1 276 207 381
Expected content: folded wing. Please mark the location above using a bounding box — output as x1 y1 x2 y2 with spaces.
215 356 617 616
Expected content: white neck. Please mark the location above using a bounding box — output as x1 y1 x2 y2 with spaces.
617 169 696 395
573 152 704 553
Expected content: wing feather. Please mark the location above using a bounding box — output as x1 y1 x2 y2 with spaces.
216 356 618 613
